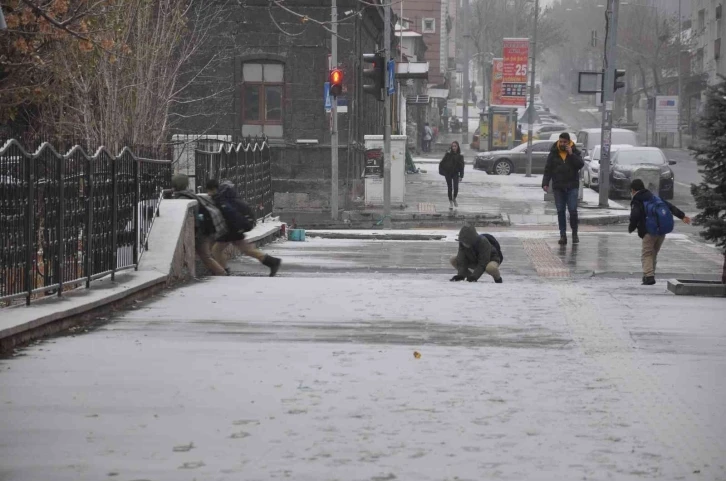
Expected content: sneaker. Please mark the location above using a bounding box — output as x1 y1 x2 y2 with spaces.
572 232 579 244
453 199 459 207
558 235 567 245
642 276 656 285
449 200 454 209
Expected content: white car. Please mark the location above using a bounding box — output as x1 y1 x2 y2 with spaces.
548 132 578 143
583 144 633 189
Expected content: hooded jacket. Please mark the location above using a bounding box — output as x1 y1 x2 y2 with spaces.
212 181 256 241
439 150 465 178
455 226 500 280
542 141 584 190
628 189 685 239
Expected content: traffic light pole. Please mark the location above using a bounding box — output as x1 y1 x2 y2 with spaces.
598 0 619 208
330 0 339 220
525 0 539 178
383 2 392 229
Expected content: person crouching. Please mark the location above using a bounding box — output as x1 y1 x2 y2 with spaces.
450 225 503 283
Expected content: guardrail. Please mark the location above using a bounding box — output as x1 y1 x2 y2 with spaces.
0 140 171 306
194 136 272 220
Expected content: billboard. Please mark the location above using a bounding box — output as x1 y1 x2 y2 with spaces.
654 96 679 133
502 38 529 107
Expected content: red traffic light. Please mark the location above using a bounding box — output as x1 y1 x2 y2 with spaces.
330 68 343 86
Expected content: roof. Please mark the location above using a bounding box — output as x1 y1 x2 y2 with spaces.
395 31 423 38
578 128 637 134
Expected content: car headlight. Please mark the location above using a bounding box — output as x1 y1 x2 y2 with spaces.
591 165 599 173
661 170 673 179
612 170 626 179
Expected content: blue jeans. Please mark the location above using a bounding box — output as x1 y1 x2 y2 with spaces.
553 188 579 237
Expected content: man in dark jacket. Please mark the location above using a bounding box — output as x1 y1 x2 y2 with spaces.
171 174 227 276
628 179 690 285
450 225 503 283
542 132 584 245
207 179 282 277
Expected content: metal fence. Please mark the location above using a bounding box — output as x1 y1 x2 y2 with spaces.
194 136 273 220
0 140 171 306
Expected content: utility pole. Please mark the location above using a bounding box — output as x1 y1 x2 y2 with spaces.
508 0 516 150
677 0 683 149
599 0 620 207
462 0 470 145
525 0 539 177
330 0 339 220
383 1 392 229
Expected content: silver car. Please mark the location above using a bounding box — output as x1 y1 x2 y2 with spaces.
474 140 553 175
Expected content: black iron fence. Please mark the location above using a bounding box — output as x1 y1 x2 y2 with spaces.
194 136 273 220
1 140 171 306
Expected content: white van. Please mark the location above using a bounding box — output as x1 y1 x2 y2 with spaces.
576 128 638 157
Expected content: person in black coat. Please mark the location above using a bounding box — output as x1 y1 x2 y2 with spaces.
449 225 503 283
628 179 690 285
206 179 282 277
542 132 584 245
439 141 465 209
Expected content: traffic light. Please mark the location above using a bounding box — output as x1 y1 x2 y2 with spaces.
329 68 344 97
614 69 626 92
362 53 385 101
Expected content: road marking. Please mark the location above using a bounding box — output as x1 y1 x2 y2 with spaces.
522 238 570 278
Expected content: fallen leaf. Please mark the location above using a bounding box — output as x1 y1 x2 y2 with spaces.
413 351 421 359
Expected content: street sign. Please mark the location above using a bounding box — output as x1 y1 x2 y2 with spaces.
324 82 332 112
655 96 678 133
387 60 396 95
578 71 602 94
502 38 528 107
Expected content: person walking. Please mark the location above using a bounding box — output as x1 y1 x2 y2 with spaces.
628 179 691 285
170 174 228 276
542 132 584 245
438 141 465 209
423 122 434 152
206 179 282 277
449 225 503 283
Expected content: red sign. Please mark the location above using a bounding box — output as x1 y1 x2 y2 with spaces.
491 58 523 107
502 38 529 83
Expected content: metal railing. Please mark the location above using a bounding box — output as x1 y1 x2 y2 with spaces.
0 140 171 306
194 136 273 220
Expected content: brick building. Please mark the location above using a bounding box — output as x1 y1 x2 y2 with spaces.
174 0 393 215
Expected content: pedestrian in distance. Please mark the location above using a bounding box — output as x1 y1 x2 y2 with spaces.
450 225 503 284
423 122 434 152
542 132 584 245
439 140 465 210
628 179 691 285
206 179 282 277
170 174 228 276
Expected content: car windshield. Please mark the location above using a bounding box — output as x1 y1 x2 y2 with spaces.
613 150 665 165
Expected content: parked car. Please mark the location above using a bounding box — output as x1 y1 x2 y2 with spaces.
582 144 632 189
607 147 677 199
533 124 570 139
474 140 553 175
576 128 638 157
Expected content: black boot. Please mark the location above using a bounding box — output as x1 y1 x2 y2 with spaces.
572 232 579 244
262 255 281 277
495 277 503 284
642 276 656 285
558 235 567 245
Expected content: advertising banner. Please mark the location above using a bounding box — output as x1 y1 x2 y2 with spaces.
654 96 679 133
502 38 529 107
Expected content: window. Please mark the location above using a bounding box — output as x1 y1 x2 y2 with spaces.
422 18 435 33
242 63 284 125
533 142 551 153
716 38 722 60
695 48 705 72
698 9 706 30
716 4 722 20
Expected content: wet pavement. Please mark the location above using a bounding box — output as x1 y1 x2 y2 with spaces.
1 249 725 480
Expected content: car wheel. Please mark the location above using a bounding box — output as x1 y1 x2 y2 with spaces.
493 159 513 176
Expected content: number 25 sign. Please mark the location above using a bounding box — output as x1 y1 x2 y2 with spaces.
502 38 529 84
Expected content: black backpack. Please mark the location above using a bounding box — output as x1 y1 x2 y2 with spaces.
482 234 503 263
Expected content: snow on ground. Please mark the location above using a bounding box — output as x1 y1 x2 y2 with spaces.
1 275 725 480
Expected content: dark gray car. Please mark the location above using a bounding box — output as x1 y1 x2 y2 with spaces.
474 140 553 175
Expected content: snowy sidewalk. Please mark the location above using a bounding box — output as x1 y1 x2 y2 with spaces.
2 274 724 480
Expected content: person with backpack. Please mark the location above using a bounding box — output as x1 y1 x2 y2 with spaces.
449 225 503 283
439 141 465 209
171 174 228 276
628 179 690 285
206 179 282 277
